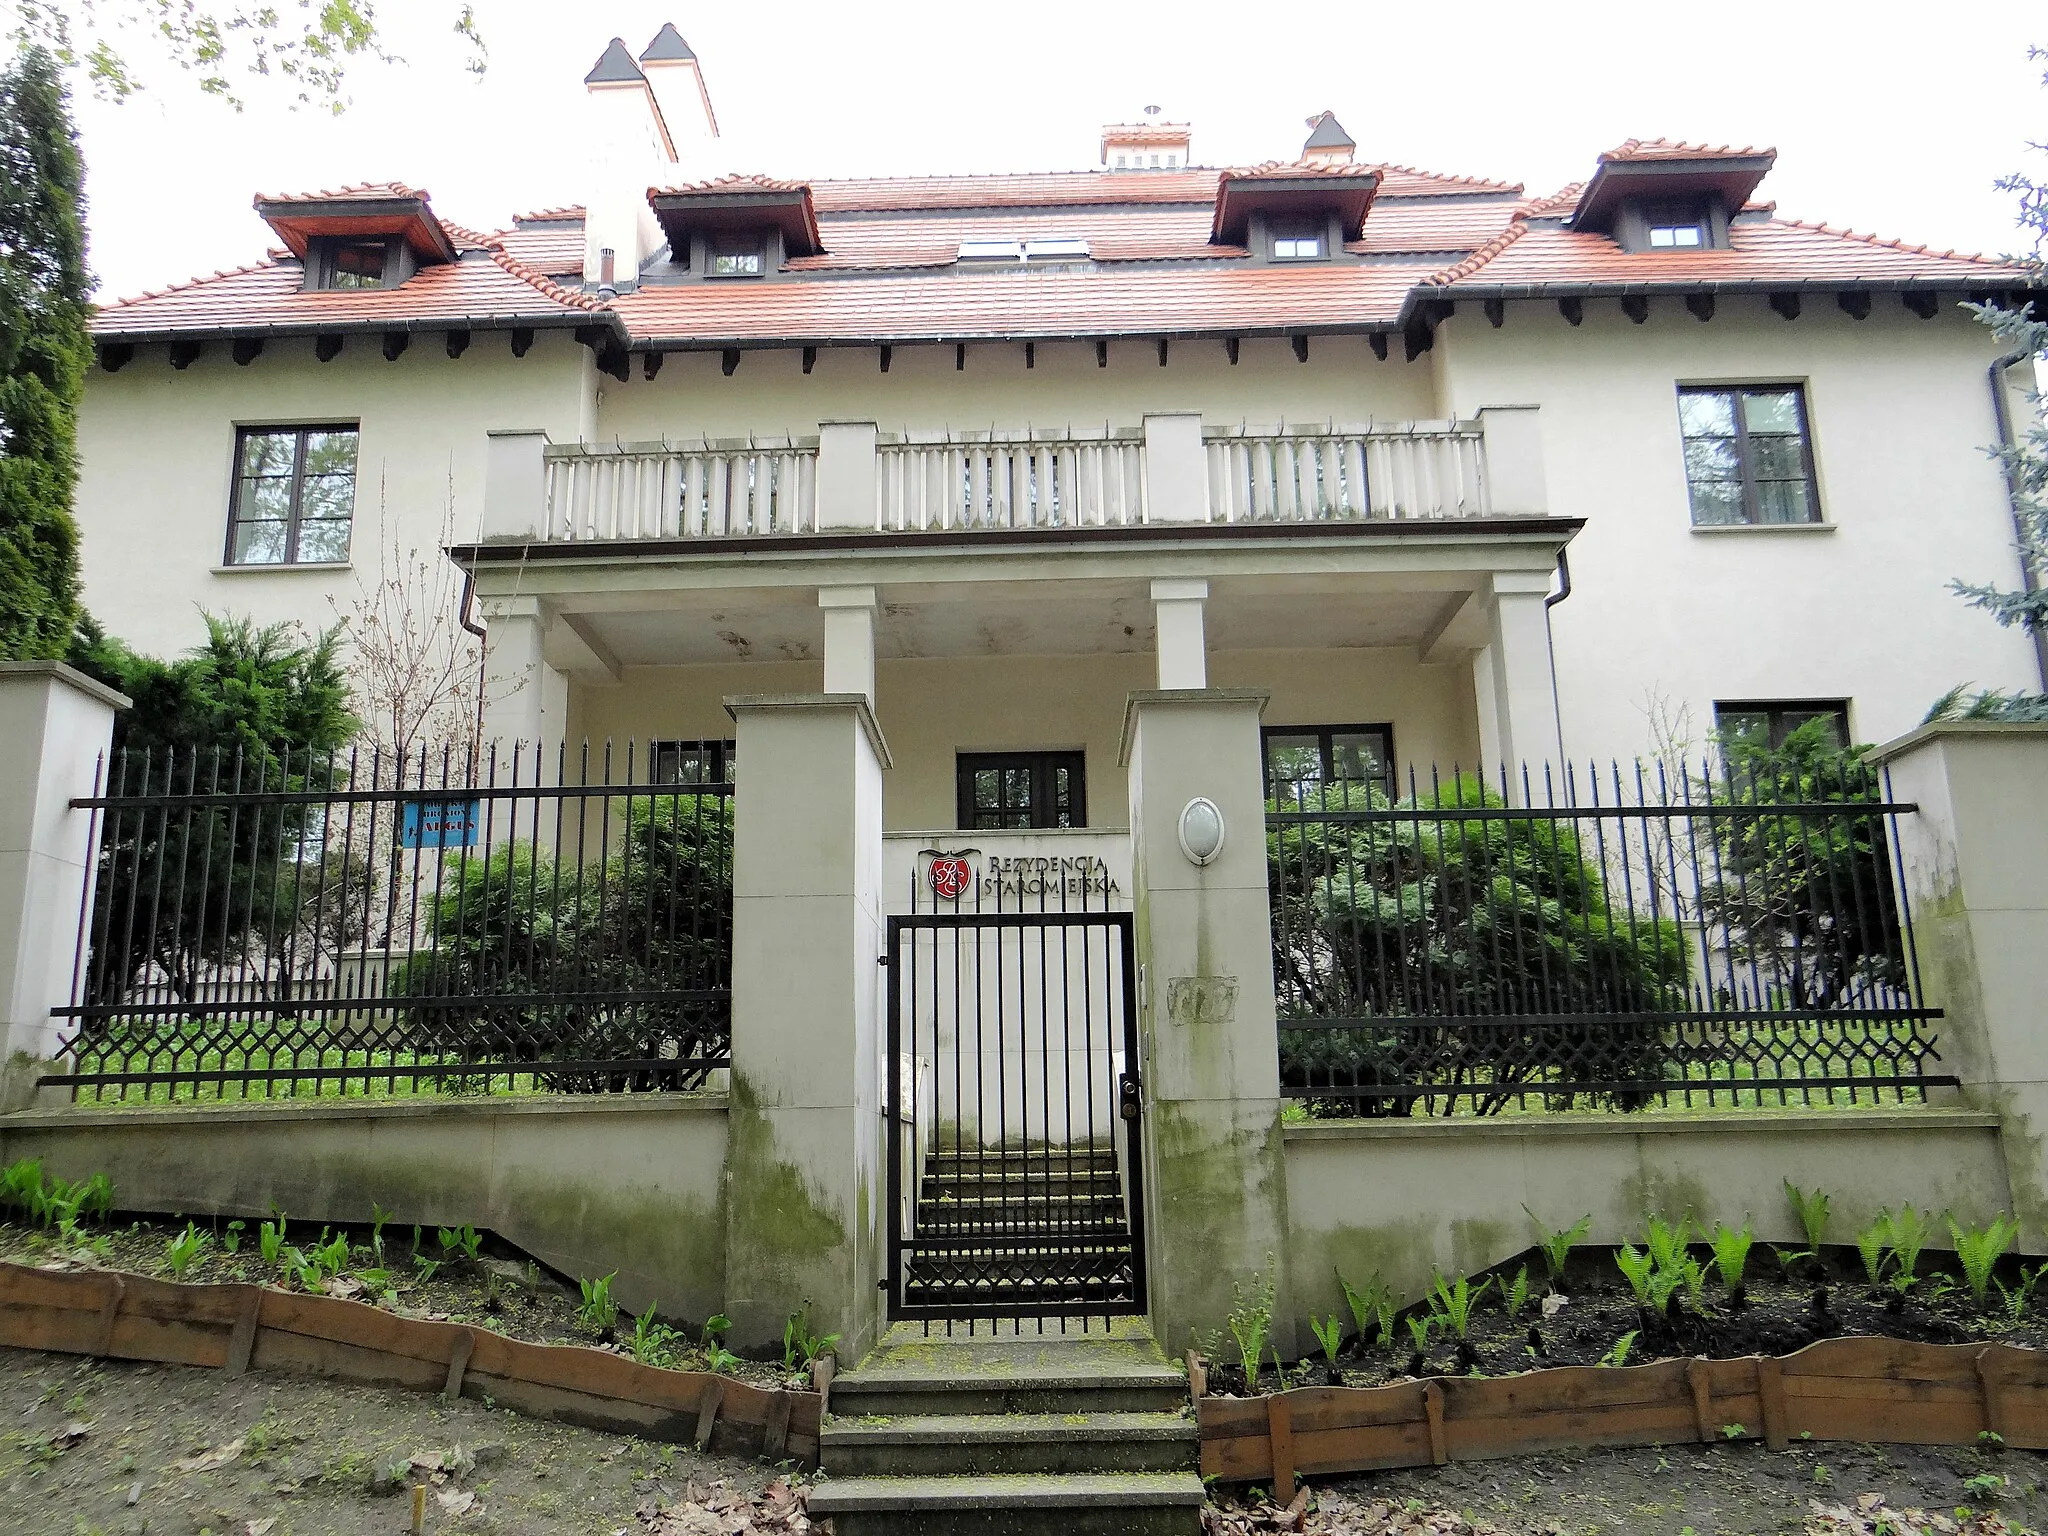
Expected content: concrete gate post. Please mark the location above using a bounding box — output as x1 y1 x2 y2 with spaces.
1875 722 2048 1243
722 693 890 1358
1121 688 1293 1359
0 663 128 1108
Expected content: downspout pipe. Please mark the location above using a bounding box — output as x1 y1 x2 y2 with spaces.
1541 549 1572 780
457 564 489 761
1989 349 2048 693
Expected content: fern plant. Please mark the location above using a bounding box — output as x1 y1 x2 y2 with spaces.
1226 1260 1277 1389
1710 1221 1754 1292
1337 1269 1397 1350
1785 1181 1831 1252
1308 1313 1345 1366
1855 1215 1891 1287
1525 1208 1593 1288
1995 1263 2044 1326
162 1221 210 1279
1615 1242 1656 1305
1950 1214 2020 1303
1503 1265 1531 1321
1425 1270 1490 1341
577 1271 618 1334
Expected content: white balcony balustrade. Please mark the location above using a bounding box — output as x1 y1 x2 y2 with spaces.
1204 422 1489 523
876 429 1147 532
543 438 818 540
482 410 1544 546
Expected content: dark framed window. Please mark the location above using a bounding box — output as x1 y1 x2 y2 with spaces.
650 738 736 785
1270 217 1326 261
1263 724 1396 805
1677 385 1821 526
956 752 1086 830
1714 700 1850 751
226 425 360 566
1645 202 1706 249
328 240 388 288
710 235 764 277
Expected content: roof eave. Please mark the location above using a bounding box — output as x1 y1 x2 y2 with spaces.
89 311 621 346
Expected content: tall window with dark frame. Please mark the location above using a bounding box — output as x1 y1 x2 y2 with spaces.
1262 724 1396 806
710 234 764 277
1678 385 1821 526
225 425 360 566
1714 700 1850 751
327 241 388 288
956 752 1086 830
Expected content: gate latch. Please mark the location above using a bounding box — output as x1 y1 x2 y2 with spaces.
1118 1072 1143 1122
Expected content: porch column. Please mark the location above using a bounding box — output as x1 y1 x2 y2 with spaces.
478 596 569 757
1474 570 1562 790
0 663 127 1107
481 429 552 541
816 421 879 531
1876 723 2048 1243
723 694 891 1358
1121 688 1293 1358
1150 578 1208 690
1142 411 1208 523
820 586 878 705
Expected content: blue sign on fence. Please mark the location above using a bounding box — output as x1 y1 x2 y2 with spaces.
400 798 481 849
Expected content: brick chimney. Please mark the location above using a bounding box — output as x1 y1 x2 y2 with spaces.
582 35 677 290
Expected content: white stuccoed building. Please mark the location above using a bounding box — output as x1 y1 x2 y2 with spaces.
73 32 2043 813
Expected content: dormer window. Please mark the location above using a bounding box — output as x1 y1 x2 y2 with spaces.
329 241 389 288
710 234 765 277
1271 219 1326 260
1646 203 1706 249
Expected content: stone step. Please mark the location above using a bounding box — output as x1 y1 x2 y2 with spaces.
913 1218 1128 1237
805 1472 1204 1536
832 1330 1186 1416
820 1410 1197 1476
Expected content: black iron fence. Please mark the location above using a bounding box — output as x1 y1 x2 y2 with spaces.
1268 760 1950 1115
51 742 733 1102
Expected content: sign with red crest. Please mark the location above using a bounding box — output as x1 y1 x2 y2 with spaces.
928 856 972 901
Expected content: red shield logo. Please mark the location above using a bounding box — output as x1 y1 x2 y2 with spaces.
929 857 972 901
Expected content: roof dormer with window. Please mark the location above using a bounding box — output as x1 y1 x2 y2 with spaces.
645 175 822 283
1568 140 1776 253
1211 163 1379 264
254 184 459 292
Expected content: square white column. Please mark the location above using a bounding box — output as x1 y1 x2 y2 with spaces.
1150 578 1209 691
479 595 569 760
1476 570 1562 789
820 585 879 705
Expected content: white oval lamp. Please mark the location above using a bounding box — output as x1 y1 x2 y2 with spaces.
1177 797 1226 866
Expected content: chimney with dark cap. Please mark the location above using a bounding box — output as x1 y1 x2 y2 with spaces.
1302 111 1356 166
639 23 719 159
582 36 674 290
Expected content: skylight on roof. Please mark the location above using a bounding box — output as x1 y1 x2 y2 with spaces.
955 238 1092 264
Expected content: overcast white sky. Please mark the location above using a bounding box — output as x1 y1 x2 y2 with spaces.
23 0 2048 301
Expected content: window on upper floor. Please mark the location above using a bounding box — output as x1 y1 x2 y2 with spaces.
1714 700 1850 752
1677 385 1821 526
1270 217 1326 261
1645 202 1707 249
957 751 1086 830
1262 724 1396 807
710 234 765 277
226 425 360 566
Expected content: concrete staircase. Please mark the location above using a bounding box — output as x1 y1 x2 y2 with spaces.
902 1146 1139 1316
808 1323 1203 1535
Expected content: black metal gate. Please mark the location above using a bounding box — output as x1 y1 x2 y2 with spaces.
884 911 1145 1326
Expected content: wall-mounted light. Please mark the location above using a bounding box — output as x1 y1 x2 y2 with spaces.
1178 797 1225 866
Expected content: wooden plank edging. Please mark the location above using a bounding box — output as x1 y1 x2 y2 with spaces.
1198 1335 2048 1483
0 1263 821 1466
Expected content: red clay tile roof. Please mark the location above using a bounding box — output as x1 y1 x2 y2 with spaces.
95 247 604 339
647 173 813 197
91 151 2038 349
1598 138 1775 164
252 180 431 204
1422 217 2009 297
611 262 1419 345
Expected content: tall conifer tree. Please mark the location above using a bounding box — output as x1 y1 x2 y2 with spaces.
0 46 88 661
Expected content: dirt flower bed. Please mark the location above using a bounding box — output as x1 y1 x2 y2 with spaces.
1205 1204 2048 1395
0 1195 809 1393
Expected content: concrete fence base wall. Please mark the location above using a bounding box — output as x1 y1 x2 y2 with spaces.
1277 1107 2014 1348
0 1095 730 1325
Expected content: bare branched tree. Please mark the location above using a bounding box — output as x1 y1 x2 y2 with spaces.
330 467 484 771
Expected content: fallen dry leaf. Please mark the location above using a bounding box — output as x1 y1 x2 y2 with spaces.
53 1421 91 1449
174 1438 245 1473
437 1488 477 1517
245 1520 277 1536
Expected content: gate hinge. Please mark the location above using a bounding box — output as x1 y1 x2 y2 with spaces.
878 952 892 968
